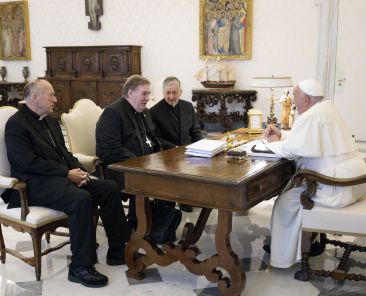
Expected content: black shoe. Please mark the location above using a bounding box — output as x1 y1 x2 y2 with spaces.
179 203 193 212
310 241 325 257
106 250 126 266
263 244 271 254
68 265 108 288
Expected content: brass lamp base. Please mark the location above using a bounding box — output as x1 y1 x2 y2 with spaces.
266 90 278 125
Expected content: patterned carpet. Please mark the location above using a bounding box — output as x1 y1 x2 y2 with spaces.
1 199 365 296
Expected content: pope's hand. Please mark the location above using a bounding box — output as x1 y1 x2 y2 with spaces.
264 125 281 143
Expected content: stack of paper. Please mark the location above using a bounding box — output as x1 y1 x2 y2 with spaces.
185 139 226 158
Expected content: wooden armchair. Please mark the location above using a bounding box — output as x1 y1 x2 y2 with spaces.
0 106 70 281
292 169 366 282
61 98 104 177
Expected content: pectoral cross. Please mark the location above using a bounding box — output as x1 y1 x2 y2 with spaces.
145 136 152 148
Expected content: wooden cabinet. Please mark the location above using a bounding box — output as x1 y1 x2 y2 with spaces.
43 45 141 117
0 82 26 107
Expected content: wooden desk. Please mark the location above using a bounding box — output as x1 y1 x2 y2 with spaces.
109 145 294 296
192 89 257 132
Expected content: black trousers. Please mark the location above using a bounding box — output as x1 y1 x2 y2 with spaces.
43 179 130 266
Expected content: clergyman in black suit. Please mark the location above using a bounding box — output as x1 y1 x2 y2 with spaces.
149 76 203 212
96 74 174 228
3 79 130 288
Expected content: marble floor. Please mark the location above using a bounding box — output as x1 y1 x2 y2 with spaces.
1 199 365 296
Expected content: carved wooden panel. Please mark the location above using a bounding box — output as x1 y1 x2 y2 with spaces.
48 50 73 77
0 82 26 107
70 81 97 106
75 50 100 77
98 81 123 108
192 89 257 132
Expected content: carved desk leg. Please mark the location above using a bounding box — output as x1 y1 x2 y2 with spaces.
166 209 245 296
125 196 177 280
125 195 150 280
215 209 245 296
179 207 212 249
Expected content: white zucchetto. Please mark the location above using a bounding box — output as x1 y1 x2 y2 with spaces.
298 79 323 97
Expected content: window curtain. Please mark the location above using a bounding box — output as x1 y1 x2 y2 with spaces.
316 0 339 101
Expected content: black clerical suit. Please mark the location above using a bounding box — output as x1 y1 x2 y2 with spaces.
96 98 167 226
149 99 202 149
96 98 161 167
3 105 130 266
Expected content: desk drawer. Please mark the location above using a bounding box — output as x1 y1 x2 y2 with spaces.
247 165 292 206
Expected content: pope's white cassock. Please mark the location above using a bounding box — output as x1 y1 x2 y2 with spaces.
266 99 366 268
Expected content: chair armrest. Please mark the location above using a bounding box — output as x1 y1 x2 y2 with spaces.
0 176 18 188
292 169 366 210
0 175 30 221
94 158 105 180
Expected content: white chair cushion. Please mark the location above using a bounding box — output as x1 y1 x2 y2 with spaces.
0 202 67 228
302 197 366 236
73 153 98 164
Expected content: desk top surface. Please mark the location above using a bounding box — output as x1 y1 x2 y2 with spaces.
109 129 290 186
110 146 289 186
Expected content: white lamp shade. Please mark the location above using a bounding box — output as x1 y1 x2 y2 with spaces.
251 76 293 88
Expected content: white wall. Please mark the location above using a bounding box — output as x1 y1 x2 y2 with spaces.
0 0 320 119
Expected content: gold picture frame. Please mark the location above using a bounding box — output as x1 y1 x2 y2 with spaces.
0 1 31 60
199 0 253 60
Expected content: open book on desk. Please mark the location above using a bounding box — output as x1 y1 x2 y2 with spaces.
245 139 281 158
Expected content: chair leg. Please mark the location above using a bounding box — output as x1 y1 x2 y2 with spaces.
294 231 311 281
294 253 310 281
31 229 43 281
0 223 6 263
45 232 51 243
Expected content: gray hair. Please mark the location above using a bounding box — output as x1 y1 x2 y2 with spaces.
23 79 44 100
163 76 181 89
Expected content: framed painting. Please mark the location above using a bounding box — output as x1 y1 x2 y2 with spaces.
0 1 31 60
199 0 253 60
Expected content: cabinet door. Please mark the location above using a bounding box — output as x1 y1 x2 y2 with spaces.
75 50 100 78
49 80 70 117
98 81 123 108
102 48 134 78
70 81 97 107
49 51 73 77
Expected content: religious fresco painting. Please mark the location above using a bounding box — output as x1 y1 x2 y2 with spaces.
0 1 31 60
199 0 253 60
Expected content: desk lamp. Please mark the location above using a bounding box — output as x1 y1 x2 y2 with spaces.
251 76 293 124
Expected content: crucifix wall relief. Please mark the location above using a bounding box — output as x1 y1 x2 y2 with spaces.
85 0 103 30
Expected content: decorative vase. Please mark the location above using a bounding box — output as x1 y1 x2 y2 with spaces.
22 66 30 82
0 66 7 82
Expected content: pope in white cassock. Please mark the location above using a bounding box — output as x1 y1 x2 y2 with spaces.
264 79 366 268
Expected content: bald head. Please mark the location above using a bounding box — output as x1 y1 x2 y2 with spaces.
24 79 57 117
